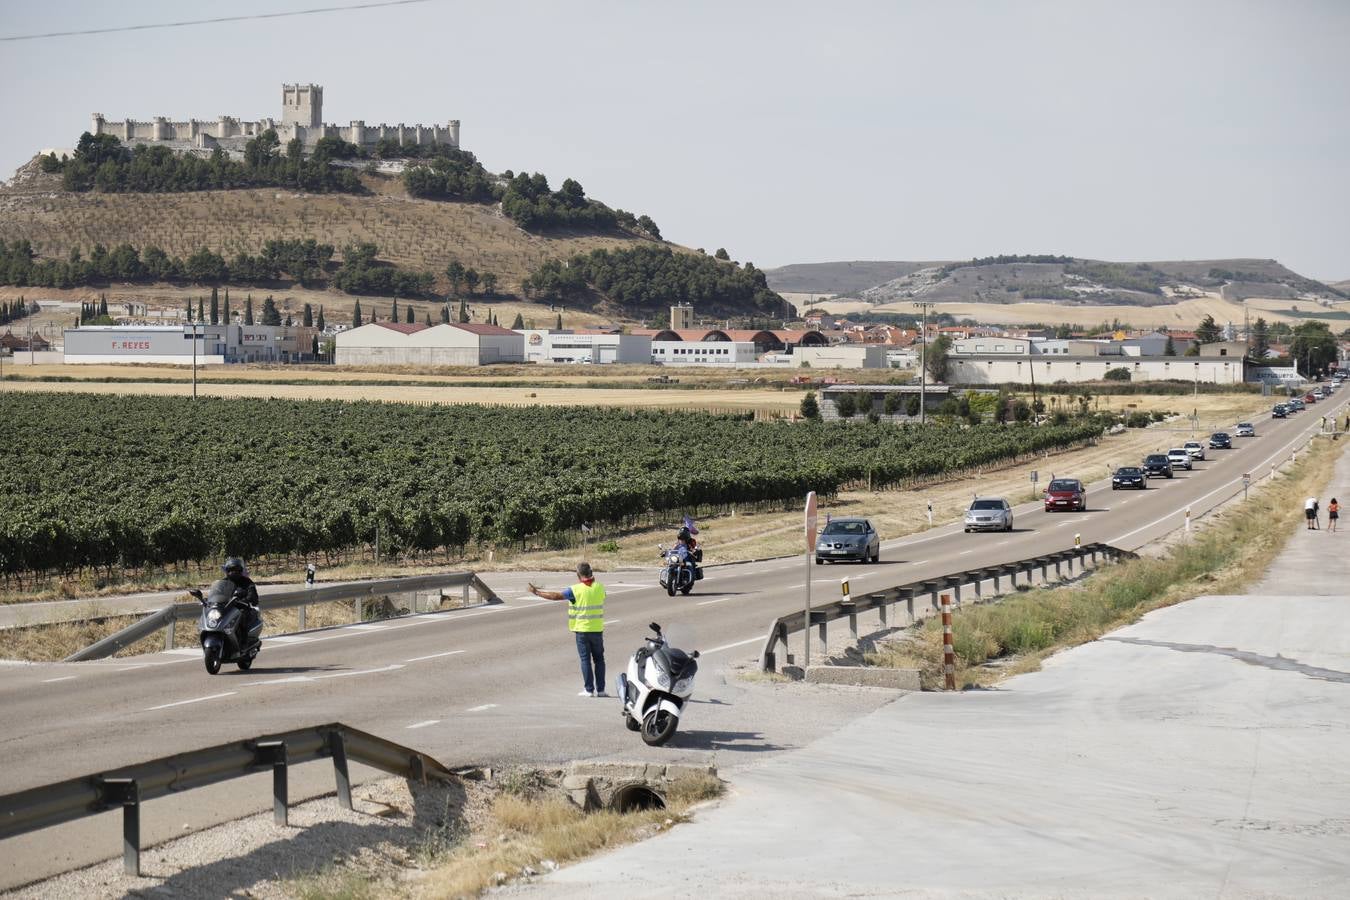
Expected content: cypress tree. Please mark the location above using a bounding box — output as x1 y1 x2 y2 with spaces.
440 305 450 323
210 286 219 325
555 313 563 330
425 312 432 326
197 296 205 322
223 295 232 324
406 305 415 324
98 294 108 316
245 295 254 326
510 312 524 329
458 299 469 323
185 297 193 321
302 303 313 328
353 300 363 327
317 305 325 331
392 298 399 322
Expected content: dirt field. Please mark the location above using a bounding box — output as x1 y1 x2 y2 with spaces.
811 293 1350 330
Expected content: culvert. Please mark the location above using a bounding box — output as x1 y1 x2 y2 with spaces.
609 782 666 813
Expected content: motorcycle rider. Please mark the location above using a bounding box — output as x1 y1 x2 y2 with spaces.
222 556 262 638
676 525 701 576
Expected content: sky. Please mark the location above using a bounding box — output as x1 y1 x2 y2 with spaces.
2 0 1348 280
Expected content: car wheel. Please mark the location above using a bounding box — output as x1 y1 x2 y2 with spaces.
814 557 822 565
964 528 970 533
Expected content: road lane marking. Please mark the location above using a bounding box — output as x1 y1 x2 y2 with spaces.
407 720 440 729
697 597 731 606
958 550 974 556
165 648 202 656
467 704 497 712
41 676 77 683
704 636 761 655
604 619 622 625
146 692 236 711
910 560 929 565
245 664 405 686
405 650 465 663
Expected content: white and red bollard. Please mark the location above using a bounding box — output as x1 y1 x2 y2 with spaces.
941 592 956 690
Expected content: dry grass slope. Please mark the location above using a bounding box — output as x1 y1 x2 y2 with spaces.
0 174 650 294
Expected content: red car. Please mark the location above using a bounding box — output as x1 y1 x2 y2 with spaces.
1303 393 1317 404
1044 478 1086 512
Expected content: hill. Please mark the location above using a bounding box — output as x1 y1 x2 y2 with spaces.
767 255 1345 307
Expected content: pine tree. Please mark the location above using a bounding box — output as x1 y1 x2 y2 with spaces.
210 286 219 325
1164 335 1176 356
261 295 281 326
510 312 524 329
245 295 255 326
458 299 469 323
406 305 414 324
352 300 363 328
317 305 326 331
302 303 313 327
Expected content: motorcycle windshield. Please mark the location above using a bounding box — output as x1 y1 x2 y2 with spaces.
205 579 238 607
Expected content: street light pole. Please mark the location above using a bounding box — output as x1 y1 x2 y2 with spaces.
914 301 934 425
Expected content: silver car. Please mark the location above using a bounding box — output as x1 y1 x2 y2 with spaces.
964 497 1014 533
1182 440 1206 460
1234 422 1255 437
1167 448 1193 470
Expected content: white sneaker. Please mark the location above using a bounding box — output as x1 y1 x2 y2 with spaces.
578 689 594 697
594 691 609 698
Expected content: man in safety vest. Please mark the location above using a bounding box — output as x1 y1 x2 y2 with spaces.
528 562 607 697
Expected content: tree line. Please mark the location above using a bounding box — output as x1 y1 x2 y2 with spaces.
523 245 781 315
0 298 37 327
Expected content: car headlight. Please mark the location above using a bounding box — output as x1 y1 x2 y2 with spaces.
817 542 828 550
206 609 221 626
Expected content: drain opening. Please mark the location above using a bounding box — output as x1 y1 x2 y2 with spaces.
609 783 666 813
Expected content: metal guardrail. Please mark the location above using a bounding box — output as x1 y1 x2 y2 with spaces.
64 572 501 662
759 542 1134 671
0 722 456 876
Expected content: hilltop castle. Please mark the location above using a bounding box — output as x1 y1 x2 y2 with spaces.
90 84 460 155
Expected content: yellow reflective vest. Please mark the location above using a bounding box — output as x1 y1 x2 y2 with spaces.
568 580 606 633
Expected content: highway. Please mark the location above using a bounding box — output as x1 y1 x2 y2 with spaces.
0 391 1342 885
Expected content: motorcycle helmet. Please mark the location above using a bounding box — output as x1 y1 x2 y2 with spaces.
223 556 246 577
677 527 691 542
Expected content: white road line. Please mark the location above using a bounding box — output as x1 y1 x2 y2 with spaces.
910 560 930 565
407 719 440 729
41 675 77 683
995 541 1010 546
958 550 974 556
245 663 405 686
268 635 312 644
604 619 622 625
405 650 465 663
704 636 761 655
696 597 731 606
145 692 236 711
165 648 202 656
467 704 498 713
347 624 384 631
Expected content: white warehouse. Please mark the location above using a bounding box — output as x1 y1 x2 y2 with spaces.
651 340 759 365
520 330 652 364
335 322 523 366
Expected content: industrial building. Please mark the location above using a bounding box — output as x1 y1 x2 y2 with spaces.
520 330 652 364
62 324 317 364
947 355 1245 385
335 321 523 366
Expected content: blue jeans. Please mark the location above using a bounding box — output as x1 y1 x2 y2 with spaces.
574 631 605 694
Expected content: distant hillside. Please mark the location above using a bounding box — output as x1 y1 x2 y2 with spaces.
769 254 1345 307
764 261 938 295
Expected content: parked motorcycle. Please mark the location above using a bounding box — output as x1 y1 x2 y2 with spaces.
188 579 262 674
657 544 702 596
615 622 699 746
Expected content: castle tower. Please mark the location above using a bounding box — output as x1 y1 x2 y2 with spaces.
281 83 323 128
671 304 694 331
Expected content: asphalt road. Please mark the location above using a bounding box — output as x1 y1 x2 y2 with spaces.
0 392 1343 886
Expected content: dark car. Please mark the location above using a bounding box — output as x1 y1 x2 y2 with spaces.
1272 404 1288 418
815 517 880 564
1112 466 1147 490
1044 478 1086 512
1208 432 1232 450
1143 454 1174 479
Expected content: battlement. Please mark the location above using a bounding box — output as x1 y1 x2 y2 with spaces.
90 84 459 154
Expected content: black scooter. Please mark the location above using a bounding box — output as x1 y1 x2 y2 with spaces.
188 579 262 674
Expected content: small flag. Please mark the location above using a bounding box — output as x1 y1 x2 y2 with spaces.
682 515 699 535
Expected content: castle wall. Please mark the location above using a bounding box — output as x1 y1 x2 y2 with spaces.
92 111 460 153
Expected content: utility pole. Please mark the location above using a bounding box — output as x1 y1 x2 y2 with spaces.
914 301 934 425
191 320 199 400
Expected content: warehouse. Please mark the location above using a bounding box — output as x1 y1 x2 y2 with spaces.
947 354 1245 385
62 324 316 364
335 321 523 366
520 330 652 364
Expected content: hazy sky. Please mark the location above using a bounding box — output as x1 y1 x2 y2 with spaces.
2 0 1347 279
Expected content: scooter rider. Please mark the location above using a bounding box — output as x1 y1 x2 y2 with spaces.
222 557 261 637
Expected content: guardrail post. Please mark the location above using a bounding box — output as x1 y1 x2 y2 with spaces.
354 598 364 622
877 597 888 628
941 593 956 691
463 582 471 608
298 602 307 630
101 778 141 876
256 741 289 826
817 615 827 654
1054 557 1063 579
973 573 983 600
953 582 962 606
848 609 858 643
1040 560 1049 582
164 619 175 651
329 731 353 811
1008 567 1017 589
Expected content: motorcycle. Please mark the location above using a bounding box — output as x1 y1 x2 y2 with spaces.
657 544 702 596
616 622 699 747
188 579 262 675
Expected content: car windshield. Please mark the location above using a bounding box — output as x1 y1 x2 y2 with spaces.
1213 434 1228 439
1169 449 1186 455
1238 423 1252 428
1117 468 1142 476
970 499 1006 511
822 521 866 535
1185 442 1200 448
1146 455 1168 463
1047 480 1078 491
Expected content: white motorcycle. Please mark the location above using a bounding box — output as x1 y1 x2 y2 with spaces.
616 622 699 746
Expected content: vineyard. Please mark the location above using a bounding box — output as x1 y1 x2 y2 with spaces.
0 394 1104 582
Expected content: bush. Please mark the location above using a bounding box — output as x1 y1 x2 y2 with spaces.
833 393 857 418
1125 411 1152 428
1104 367 1131 382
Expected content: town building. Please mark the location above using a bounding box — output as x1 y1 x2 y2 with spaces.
62 324 316 364
334 321 522 366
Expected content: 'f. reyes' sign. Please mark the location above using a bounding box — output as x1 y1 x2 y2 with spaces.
112 341 152 350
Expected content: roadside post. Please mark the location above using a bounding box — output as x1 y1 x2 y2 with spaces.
1185 507 1192 534
1030 469 1038 501
841 577 856 642
580 522 592 558
941 593 956 690
926 501 933 526
301 563 315 629
1074 533 1081 548
804 491 818 667
1242 473 1251 502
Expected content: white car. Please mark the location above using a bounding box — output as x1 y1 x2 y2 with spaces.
1235 422 1255 437
1167 448 1193 471
1182 440 1206 460
964 497 1014 533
